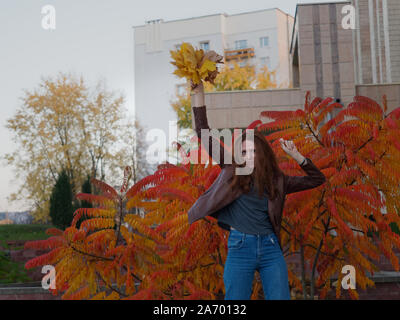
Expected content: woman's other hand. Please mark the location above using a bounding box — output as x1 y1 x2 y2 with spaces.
279 138 306 164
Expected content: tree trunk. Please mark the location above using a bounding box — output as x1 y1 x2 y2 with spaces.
300 243 308 299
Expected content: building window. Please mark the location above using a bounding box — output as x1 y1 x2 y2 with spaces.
260 56 270 68
260 36 269 47
235 40 248 50
200 41 210 51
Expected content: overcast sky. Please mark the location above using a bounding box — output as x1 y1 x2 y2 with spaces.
0 0 338 212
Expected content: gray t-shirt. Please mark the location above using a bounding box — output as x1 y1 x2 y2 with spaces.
214 181 274 235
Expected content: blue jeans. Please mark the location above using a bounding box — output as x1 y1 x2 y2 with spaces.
223 229 291 300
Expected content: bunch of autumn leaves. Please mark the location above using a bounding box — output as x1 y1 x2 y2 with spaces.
170 42 224 89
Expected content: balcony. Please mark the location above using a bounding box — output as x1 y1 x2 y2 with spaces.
224 47 255 62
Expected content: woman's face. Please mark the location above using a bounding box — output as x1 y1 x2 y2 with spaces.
241 139 256 164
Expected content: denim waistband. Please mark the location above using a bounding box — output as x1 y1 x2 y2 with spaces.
230 228 276 238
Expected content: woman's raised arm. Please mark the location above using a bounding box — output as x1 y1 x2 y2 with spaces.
279 138 326 194
191 81 231 169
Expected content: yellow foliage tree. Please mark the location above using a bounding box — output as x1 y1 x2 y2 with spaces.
1 72 152 223
256 65 278 90
204 60 256 91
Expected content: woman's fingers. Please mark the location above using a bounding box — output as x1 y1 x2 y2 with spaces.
279 138 286 150
280 139 302 161
280 139 297 154
280 140 290 154
280 139 290 149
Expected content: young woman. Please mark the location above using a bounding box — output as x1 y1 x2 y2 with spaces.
188 81 326 300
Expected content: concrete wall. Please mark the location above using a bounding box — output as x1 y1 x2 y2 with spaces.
198 84 400 132
0 287 60 300
356 83 400 113
192 88 302 129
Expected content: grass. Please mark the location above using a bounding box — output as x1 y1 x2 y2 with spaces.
0 224 56 284
0 251 32 284
0 224 55 242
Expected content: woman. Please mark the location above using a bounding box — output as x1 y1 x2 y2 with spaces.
188 81 326 300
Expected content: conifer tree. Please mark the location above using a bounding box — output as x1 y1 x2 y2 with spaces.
49 169 74 229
